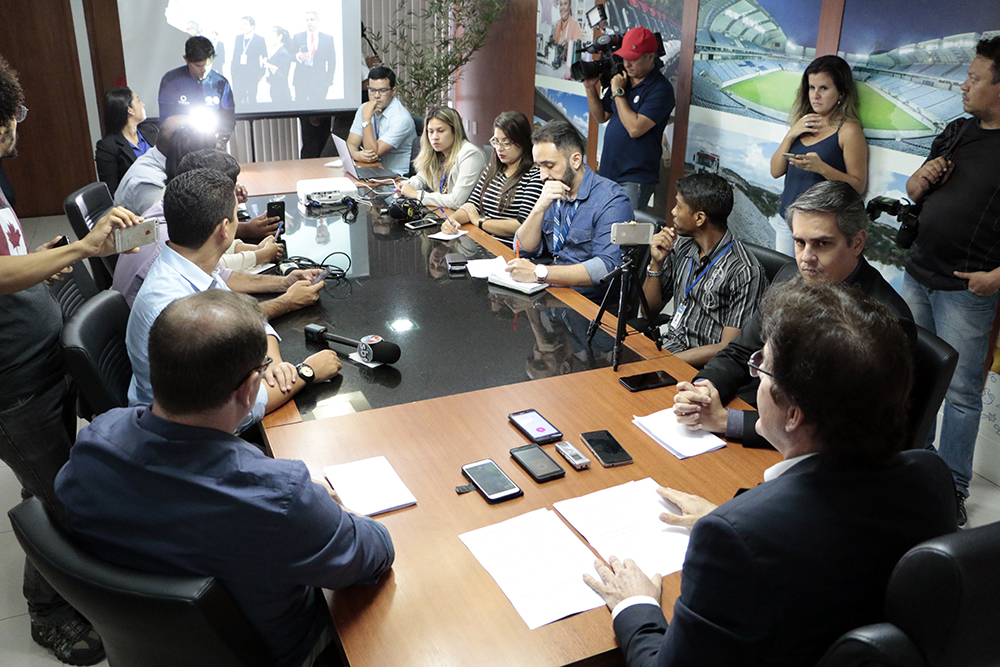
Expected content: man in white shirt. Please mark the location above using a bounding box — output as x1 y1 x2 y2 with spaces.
347 66 417 176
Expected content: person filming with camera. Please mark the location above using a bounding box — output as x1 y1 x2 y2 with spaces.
900 36 1000 526
583 26 674 211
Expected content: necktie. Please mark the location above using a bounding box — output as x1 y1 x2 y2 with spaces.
551 200 576 254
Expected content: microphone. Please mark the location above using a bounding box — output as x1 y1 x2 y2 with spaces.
304 324 401 365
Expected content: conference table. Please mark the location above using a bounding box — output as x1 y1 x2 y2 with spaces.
240 158 779 666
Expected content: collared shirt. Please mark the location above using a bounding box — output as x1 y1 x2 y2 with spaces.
658 232 765 354
408 140 487 210
349 96 418 176
114 146 167 216
515 166 633 297
157 66 236 142
600 68 675 184
56 406 394 667
126 245 275 424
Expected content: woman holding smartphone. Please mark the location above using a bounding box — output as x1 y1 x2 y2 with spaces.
397 106 486 210
442 110 543 241
770 56 868 217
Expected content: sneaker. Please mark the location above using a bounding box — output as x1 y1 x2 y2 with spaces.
956 492 968 528
30 614 105 666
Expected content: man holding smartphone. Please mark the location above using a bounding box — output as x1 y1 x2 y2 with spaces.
584 282 955 667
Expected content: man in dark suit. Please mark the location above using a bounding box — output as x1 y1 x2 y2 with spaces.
293 10 336 102
231 16 267 105
584 280 957 667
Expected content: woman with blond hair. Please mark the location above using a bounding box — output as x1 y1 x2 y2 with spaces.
398 106 486 210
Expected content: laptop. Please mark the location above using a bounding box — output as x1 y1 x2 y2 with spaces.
331 133 400 181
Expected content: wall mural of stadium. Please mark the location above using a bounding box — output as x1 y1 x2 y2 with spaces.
686 0 1000 291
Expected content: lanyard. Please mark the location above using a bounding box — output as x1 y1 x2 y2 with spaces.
682 241 733 301
438 172 448 194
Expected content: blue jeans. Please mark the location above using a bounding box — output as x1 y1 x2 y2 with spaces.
902 272 999 496
619 181 656 212
0 376 77 624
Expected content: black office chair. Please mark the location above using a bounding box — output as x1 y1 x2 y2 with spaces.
744 242 795 283
63 182 116 290
906 326 958 451
408 113 424 178
8 497 274 667
816 520 1000 667
60 290 131 420
48 261 99 322
623 210 667 333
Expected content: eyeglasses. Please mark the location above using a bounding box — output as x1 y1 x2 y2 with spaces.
369 87 392 97
242 356 272 387
489 138 514 150
14 106 27 124
747 349 774 379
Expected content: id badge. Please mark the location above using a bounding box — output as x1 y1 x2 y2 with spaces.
240 54 248 65
670 302 686 330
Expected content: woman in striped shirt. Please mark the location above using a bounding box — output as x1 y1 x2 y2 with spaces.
442 111 543 242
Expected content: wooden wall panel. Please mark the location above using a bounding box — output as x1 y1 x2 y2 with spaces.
0 0 97 216
453 0 537 148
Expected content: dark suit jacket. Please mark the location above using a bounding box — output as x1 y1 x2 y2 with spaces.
94 120 159 197
231 32 268 99
612 450 956 667
292 31 335 98
697 257 915 447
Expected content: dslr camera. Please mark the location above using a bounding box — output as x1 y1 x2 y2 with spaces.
569 5 666 88
866 196 920 249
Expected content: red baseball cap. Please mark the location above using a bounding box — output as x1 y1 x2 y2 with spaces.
614 27 658 60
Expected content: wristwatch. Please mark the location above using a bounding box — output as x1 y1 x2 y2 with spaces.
646 266 663 277
612 87 626 98
361 120 371 129
534 264 549 283
296 363 315 384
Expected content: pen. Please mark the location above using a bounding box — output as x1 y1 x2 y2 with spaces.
515 239 520 260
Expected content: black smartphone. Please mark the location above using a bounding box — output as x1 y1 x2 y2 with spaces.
619 370 678 393
510 444 565 483
462 459 523 503
445 252 468 271
508 409 563 445
267 201 285 221
53 235 69 248
580 430 633 468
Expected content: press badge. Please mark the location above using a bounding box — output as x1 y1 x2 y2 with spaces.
240 54 248 65
670 302 686 329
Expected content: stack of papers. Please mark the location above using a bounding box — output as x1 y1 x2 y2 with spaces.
487 270 549 294
554 478 690 579
633 407 726 459
466 256 507 278
459 509 604 629
427 229 467 241
323 456 417 516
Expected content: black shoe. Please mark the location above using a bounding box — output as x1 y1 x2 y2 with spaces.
30 614 105 666
956 492 968 528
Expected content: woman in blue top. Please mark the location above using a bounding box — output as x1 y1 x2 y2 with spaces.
95 87 156 197
770 56 868 217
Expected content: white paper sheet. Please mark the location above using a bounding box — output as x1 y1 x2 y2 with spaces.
466 256 508 278
554 478 690 578
633 407 726 459
323 456 416 516
427 230 468 241
459 509 604 630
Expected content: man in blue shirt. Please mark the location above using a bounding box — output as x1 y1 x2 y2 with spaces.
157 36 236 144
126 169 341 426
58 289 395 667
507 120 633 302
584 26 674 210
347 66 417 176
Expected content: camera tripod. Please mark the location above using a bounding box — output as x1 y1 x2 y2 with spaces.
586 245 662 370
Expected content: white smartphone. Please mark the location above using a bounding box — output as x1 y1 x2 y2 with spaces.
462 459 523 503
113 219 159 253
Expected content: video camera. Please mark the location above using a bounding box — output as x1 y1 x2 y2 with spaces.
569 4 665 88
866 196 920 249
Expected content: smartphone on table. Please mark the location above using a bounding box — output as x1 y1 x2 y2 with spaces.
581 430 633 468
462 459 523 503
508 409 563 445
510 444 565 482
619 370 677 393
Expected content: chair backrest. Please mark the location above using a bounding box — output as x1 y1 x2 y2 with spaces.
632 209 666 230
408 114 424 178
63 182 116 290
48 261 99 322
816 521 1000 667
8 497 273 667
907 326 958 450
744 242 795 283
60 290 132 419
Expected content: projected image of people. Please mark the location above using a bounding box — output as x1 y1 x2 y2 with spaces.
126 1 355 117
